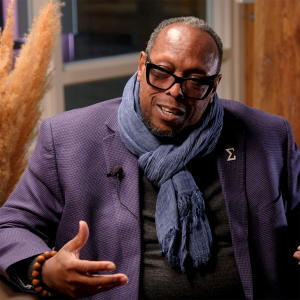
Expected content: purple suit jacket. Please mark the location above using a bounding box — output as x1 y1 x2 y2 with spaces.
0 98 299 300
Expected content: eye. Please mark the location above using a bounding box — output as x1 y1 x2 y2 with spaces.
189 78 200 83
187 78 201 87
151 68 170 80
185 80 209 92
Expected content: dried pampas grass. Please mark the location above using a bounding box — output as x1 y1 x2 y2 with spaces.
0 0 61 206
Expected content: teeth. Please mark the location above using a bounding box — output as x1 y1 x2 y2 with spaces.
161 106 177 115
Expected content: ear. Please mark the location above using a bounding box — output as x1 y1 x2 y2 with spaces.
209 74 222 104
137 51 147 82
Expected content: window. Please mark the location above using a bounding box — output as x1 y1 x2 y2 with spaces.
1 0 245 119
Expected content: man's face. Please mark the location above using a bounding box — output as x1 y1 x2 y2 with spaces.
137 24 221 137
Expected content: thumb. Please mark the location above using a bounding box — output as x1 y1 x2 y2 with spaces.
63 221 89 257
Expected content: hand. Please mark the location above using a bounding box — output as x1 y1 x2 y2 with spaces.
41 221 128 298
293 246 300 265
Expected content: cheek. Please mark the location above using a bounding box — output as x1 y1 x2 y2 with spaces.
188 100 210 125
139 85 152 117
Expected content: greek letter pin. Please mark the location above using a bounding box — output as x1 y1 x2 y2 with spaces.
226 148 236 161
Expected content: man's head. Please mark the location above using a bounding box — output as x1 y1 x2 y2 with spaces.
137 17 223 138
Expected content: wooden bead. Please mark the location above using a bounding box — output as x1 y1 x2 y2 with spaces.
37 255 45 264
33 262 41 270
32 270 40 278
32 251 58 297
32 279 40 287
35 286 43 293
43 251 52 259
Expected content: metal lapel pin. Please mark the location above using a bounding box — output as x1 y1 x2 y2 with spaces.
226 148 236 161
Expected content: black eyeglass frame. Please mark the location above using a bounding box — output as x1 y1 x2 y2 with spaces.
145 55 220 100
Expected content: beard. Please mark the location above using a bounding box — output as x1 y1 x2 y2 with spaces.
142 115 183 138
141 112 194 144
140 101 212 144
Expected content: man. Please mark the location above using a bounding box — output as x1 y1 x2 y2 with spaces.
0 17 299 300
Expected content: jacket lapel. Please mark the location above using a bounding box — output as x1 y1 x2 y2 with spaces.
217 110 253 300
102 109 141 299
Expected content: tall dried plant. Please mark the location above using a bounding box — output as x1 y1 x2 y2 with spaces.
0 0 61 206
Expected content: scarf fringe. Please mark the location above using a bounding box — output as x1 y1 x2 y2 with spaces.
160 226 212 272
159 226 185 269
178 191 205 231
159 190 212 272
191 252 211 268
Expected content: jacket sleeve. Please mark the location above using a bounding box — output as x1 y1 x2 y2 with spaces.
0 118 64 282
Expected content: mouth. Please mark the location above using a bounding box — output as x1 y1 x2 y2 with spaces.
158 105 184 116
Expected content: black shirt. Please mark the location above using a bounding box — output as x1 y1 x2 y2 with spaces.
139 153 245 300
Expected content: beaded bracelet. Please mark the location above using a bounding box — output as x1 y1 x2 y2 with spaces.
32 251 58 298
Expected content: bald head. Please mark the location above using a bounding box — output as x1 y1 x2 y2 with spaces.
151 23 219 75
146 16 223 73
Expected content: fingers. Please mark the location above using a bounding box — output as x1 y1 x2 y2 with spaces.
67 274 128 298
63 221 89 255
293 246 300 265
41 220 129 298
75 260 116 274
80 273 128 287
80 273 128 297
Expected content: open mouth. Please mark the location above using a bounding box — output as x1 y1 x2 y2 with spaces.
158 105 184 116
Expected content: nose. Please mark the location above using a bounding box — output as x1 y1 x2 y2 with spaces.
165 82 184 99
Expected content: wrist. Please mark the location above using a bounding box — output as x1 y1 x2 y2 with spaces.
32 251 58 298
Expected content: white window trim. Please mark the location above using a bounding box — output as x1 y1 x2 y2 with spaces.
63 52 140 85
210 0 245 103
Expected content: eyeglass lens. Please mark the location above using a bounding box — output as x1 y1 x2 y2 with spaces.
149 67 210 99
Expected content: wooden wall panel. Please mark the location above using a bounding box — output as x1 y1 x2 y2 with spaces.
245 3 254 107
253 0 300 145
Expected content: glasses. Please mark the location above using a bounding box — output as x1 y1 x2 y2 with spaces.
145 55 220 100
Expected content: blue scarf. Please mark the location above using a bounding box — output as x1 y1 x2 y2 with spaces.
118 72 224 272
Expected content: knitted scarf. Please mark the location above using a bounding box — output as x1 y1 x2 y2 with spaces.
118 72 224 271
